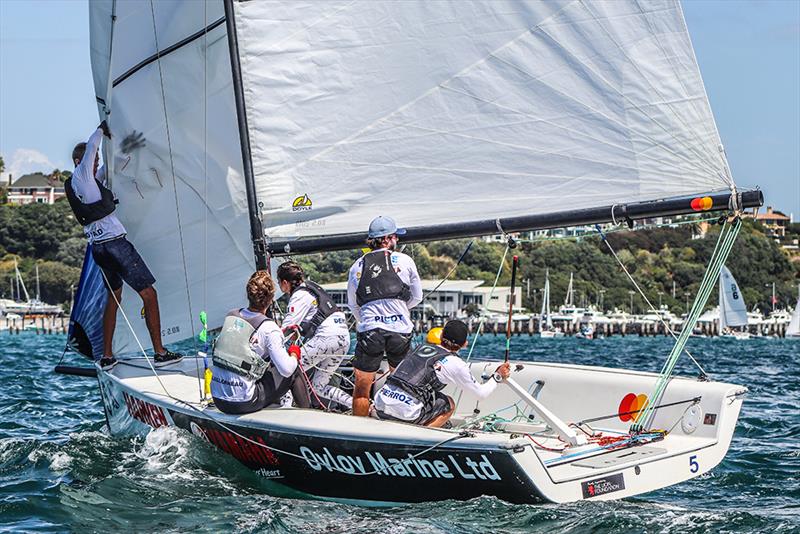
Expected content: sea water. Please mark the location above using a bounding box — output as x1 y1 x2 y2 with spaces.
1 333 797 532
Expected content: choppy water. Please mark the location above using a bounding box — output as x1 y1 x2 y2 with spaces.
1 332 798 532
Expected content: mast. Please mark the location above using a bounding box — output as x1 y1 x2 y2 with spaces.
35 263 40 301
223 0 267 270
267 190 763 256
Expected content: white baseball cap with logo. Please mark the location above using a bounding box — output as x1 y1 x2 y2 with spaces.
367 216 406 239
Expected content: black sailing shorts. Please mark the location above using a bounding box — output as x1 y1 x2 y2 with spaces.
91 236 156 293
353 328 412 372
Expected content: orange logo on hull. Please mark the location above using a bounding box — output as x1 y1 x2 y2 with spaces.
618 393 649 422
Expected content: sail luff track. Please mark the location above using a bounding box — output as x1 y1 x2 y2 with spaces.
267 189 763 256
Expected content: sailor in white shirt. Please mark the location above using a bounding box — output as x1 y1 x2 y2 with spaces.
375 320 511 427
346 216 422 417
211 271 310 414
277 261 353 410
65 122 181 370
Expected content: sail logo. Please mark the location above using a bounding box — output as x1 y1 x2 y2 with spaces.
618 393 649 422
292 194 313 212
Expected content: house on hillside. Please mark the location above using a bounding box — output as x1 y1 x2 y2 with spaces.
6 173 66 205
748 206 792 239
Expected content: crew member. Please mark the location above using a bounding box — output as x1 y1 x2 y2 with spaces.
346 216 422 417
66 121 182 370
210 271 310 414
277 261 352 410
374 320 511 427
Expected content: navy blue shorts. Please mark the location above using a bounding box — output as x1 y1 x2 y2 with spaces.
91 236 156 293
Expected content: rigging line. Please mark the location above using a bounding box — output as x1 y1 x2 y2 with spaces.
422 240 474 301
454 244 510 412
98 269 175 399
148 1 200 395
578 0 725 179
594 224 708 377
638 219 741 429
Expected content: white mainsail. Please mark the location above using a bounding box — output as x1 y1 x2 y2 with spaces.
87 0 739 353
232 0 734 244
787 287 800 338
719 266 748 331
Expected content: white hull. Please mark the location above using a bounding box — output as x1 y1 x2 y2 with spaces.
96 357 746 505
539 330 565 339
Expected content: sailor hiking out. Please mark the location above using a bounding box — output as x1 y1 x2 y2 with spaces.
375 320 510 427
210 271 310 415
67 121 182 371
347 216 423 417
277 261 353 410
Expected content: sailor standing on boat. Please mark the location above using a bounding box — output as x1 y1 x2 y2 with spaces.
66 122 182 370
347 216 422 417
277 261 353 410
210 271 310 414
374 320 511 427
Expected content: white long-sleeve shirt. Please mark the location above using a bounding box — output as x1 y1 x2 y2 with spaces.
346 249 422 334
374 353 497 420
281 283 349 338
70 128 126 243
210 309 298 403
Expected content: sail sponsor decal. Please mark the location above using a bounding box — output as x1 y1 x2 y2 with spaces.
618 393 649 422
292 194 312 212
581 472 625 499
187 422 282 478
298 446 501 481
122 391 168 428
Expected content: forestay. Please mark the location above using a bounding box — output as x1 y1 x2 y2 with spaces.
232 0 734 245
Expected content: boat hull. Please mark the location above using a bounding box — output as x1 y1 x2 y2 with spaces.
96 359 746 505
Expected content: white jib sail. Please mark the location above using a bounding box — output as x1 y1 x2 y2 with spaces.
232 0 735 245
719 266 748 330
89 0 255 355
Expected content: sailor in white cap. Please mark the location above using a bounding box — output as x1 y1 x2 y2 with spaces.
347 216 422 417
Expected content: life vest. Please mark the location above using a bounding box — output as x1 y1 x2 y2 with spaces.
64 176 118 226
291 280 337 339
386 343 452 405
212 308 271 380
355 250 411 306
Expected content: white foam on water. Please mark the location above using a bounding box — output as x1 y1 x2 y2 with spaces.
49 451 72 471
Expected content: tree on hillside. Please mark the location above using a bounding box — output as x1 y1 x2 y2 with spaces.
0 155 6 204
0 200 83 259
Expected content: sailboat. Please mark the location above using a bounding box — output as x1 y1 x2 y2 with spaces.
58 0 763 505
787 286 800 339
0 260 63 317
718 266 750 340
539 270 564 338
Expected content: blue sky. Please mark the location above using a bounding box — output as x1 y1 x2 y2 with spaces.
1 0 798 217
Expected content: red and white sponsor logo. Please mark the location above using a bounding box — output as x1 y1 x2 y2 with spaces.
123 391 169 428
